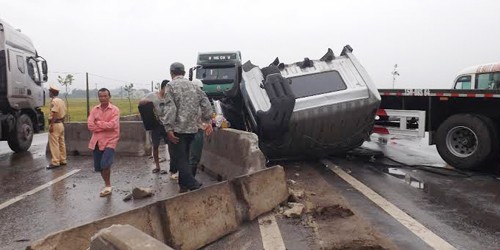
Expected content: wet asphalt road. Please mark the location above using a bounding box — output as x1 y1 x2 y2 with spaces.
0 133 218 250
328 134 500 250
1 133 500 249
208 134 500 250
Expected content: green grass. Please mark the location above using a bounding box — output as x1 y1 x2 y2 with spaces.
41 97 140 123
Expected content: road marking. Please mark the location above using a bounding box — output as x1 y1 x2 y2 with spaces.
0 169 80 211
258 213 286 250
322 160 456 250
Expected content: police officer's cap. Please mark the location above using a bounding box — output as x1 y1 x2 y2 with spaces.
49 84 60 92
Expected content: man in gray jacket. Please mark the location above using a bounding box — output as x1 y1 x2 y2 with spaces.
164 62 213 192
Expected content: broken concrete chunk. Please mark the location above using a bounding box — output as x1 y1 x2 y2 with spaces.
289 188 305 199
283 202 305 218
287 179 297 185
132 187 153 199
90 224 173 250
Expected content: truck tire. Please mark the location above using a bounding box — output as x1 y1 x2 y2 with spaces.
477 115 500 166
436 114 497 170
7 114 34 152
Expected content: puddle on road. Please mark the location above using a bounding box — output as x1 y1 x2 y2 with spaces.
385 167 425 189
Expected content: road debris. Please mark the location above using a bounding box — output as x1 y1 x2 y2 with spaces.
282 202 305 218
123 187 154 201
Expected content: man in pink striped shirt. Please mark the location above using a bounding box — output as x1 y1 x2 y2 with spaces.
87 88 120 197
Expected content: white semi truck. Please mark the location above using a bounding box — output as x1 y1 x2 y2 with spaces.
0 18 48 152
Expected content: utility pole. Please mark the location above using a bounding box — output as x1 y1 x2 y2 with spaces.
151 81 153 92
86 72 90 117
391 64 400 89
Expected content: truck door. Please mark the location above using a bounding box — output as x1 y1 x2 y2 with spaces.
8 49 28 94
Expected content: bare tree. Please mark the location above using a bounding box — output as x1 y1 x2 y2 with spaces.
57 74 74 121
124 83 134 115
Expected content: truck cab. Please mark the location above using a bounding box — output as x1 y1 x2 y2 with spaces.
0 18 48 152
453 62 500 90
189 51 242 100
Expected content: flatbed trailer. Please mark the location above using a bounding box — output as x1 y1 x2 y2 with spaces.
376 88 500 170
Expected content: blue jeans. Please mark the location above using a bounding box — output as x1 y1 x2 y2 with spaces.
169 133 201 190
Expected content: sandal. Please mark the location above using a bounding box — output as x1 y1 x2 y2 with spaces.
160 170 168 175
99 187 112 197
152 168 160 173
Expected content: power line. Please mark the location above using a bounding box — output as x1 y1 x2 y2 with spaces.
48 71 83 75
48 71 152 87
88 73 149 86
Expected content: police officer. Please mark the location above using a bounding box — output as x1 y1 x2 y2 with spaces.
164 62 213 192
47 84 67 169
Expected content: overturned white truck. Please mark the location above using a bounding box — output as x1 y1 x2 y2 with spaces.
218 45 380 159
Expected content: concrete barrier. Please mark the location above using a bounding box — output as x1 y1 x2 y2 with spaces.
28 166 288 250
62 121 151 156
200 128 266 180
28 203 164 250
90 224 173 250
232 166 289 221
119 114 141 121
161 182 241 250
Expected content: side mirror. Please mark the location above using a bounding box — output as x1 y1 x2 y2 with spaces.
188 68 193 81
42 61 48 75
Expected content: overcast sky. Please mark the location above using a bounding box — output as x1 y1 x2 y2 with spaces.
1 0 499 91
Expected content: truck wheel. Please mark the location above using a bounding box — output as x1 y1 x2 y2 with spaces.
477 115 500 165
7 114 34 152
436 114 496 170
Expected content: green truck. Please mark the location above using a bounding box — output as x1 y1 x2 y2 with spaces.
189 51 242 100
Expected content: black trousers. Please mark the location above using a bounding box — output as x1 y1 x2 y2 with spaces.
169 133 201 189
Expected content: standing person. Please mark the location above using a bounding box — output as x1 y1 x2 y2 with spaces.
88 88 120 197
139 80 170 174
164 62 213 192
47 84 67 169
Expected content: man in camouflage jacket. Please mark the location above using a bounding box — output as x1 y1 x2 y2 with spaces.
163 62 213 192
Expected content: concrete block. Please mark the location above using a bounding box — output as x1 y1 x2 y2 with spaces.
28 203 164 250
232 165 289 221
62 121 151 156
90 224 173 250
200 128 266 180
161 181 240 250
119 114 141 121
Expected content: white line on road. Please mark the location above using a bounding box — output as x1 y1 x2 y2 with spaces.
258 213 286 250
322 159 456 250
0 169 80 211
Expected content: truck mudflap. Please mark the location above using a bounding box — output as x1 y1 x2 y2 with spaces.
239 46 381 159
